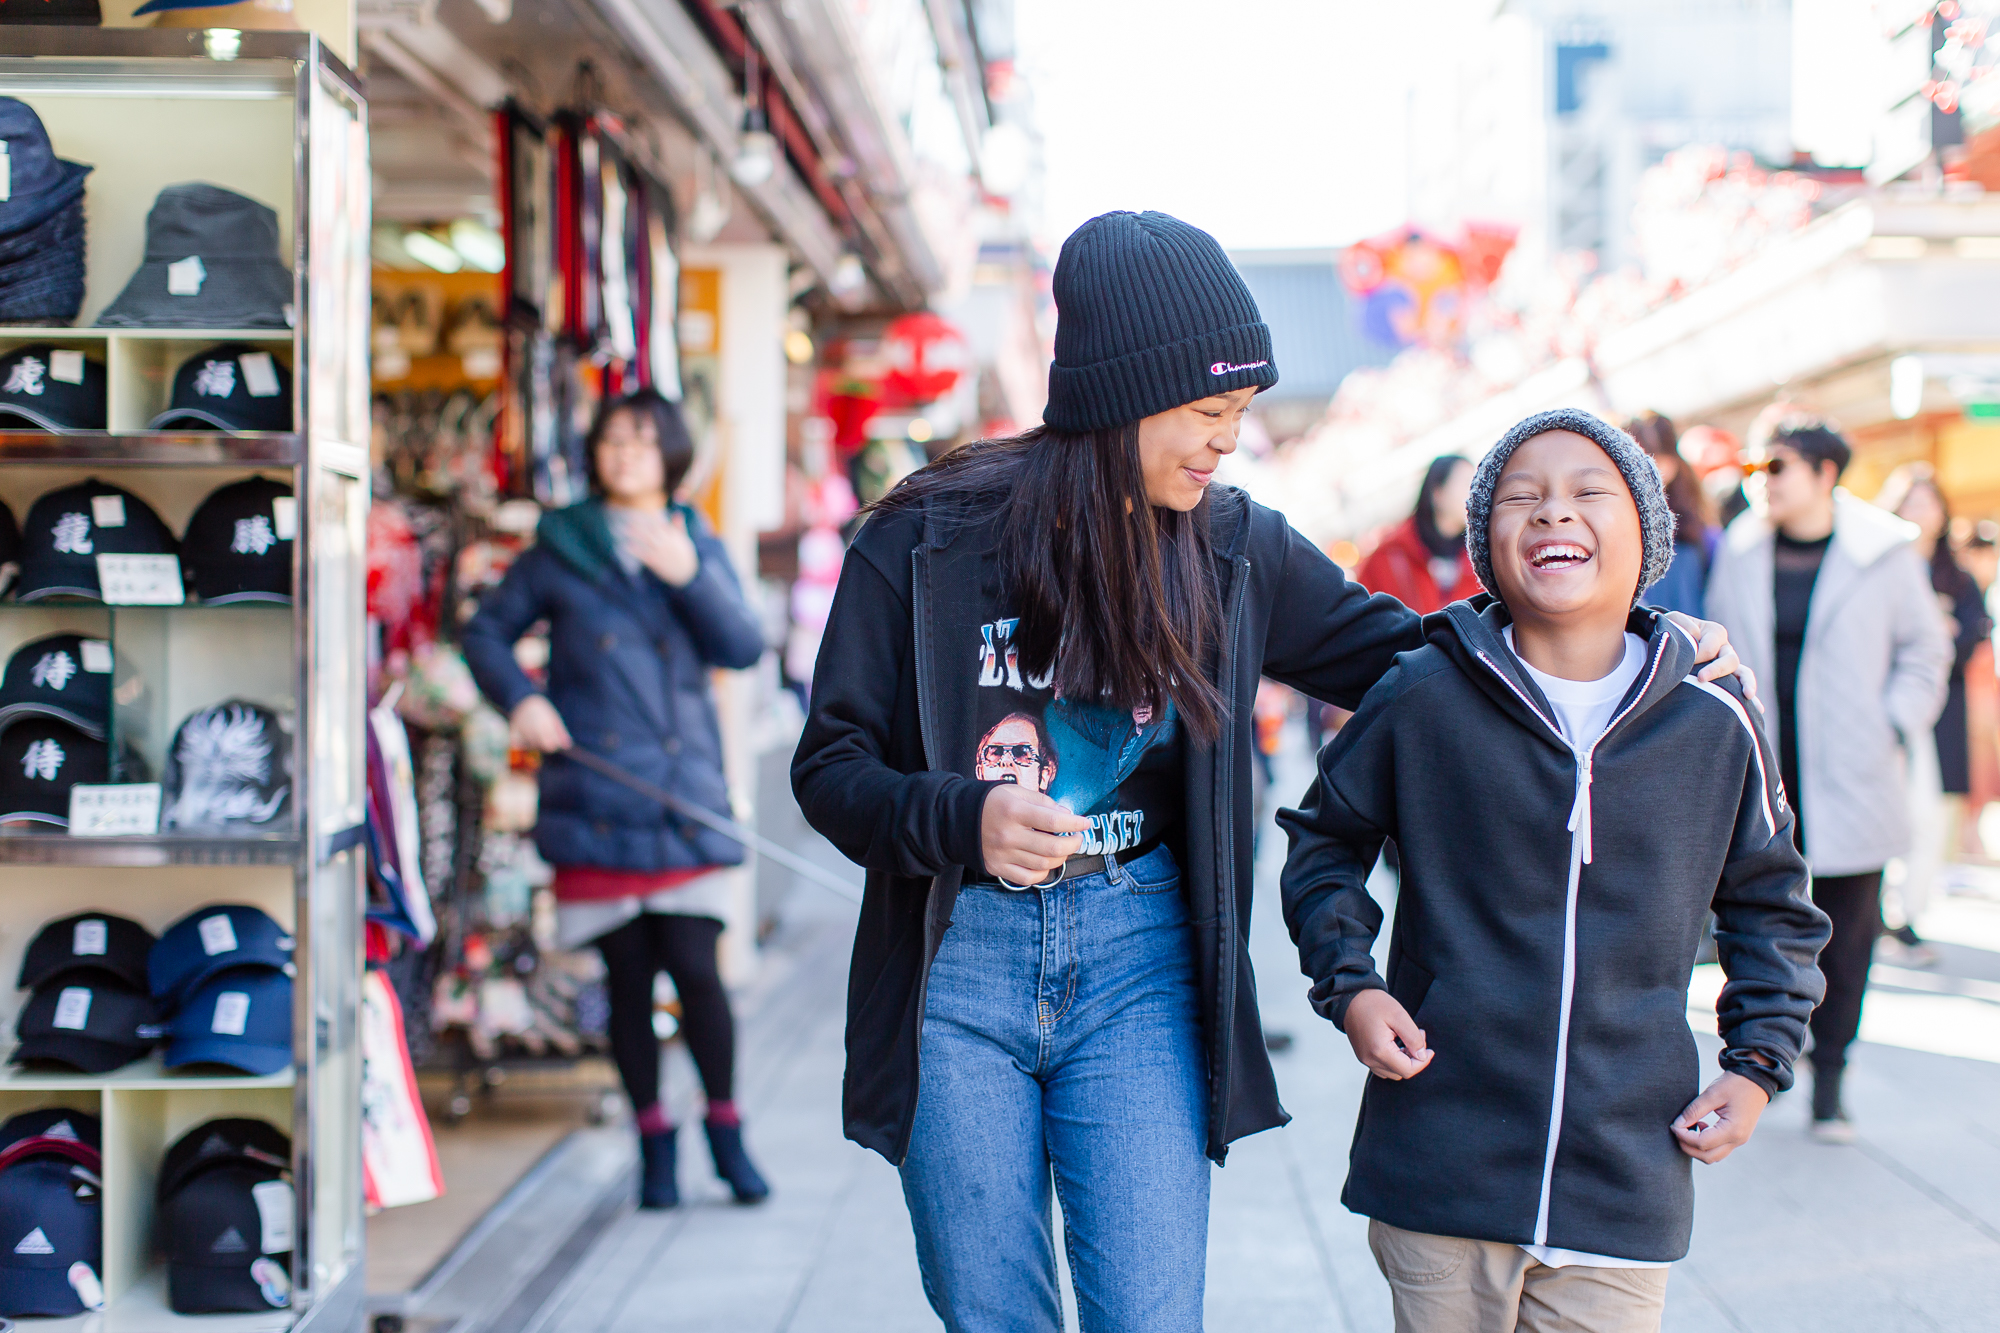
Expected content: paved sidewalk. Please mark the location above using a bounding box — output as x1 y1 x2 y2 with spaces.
518 746 2000 1333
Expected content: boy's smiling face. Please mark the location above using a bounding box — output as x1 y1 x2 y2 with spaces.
1489 429 1644 626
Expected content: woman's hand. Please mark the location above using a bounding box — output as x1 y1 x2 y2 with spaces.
980 784 1090 886
1672 1072 1770 1163
627 510 700 588
1665 611 1756 700
510 695 573 753
1342 989 1433 1080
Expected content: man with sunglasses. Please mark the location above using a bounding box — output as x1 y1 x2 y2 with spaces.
1705 415 1950 1143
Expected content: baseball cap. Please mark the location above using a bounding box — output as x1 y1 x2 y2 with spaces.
0 633 113 738
0 1155 103 1317
163 968 292 1076
160 1159 292 1313
18 914 154 993
0 345 106 433
157 1118 289 1202
11 977 160 1074
160 701 293 834
16 479 180 603
0 718 107 826
149 905 293 1012
95 184 294 331
182 478 295 604
148 343 293 434
0 1110 99 1159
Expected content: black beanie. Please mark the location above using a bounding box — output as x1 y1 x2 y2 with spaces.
1044 211 1278 432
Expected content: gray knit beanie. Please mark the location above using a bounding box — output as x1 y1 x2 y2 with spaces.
1464 407 1674 602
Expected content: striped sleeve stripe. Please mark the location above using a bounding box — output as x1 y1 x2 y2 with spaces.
1681 676 1776 841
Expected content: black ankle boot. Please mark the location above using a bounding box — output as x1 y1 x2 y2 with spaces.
704 1120 770 1204
638 1129 679 1209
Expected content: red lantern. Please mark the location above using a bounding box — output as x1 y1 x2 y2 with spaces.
879 311 969 406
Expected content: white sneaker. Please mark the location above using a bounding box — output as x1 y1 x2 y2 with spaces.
1809 1115 1857 1145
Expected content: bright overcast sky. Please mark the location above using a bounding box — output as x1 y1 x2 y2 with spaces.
1015 0 1411 253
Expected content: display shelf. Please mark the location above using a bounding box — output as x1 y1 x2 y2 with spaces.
0 1058 295 1091
0 834 299 866
0 331 294 344
0 432 302 466
109 1269 297 1332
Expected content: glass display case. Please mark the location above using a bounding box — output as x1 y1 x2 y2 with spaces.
0 29 369 1333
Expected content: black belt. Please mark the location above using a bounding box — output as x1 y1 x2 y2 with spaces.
968 843 1151 891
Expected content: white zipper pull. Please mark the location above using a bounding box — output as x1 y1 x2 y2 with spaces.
1579 753 1595 865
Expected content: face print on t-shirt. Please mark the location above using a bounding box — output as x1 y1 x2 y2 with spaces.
974 711 1056 793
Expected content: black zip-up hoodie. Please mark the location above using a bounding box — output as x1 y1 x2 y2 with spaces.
792 485 1422 1165
1278 600 1829 1262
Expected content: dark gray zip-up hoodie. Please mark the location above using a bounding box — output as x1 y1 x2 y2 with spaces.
1279 599 1829 1262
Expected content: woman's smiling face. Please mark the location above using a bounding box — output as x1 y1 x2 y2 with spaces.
1135 387 1256 511
1488 429 1644 623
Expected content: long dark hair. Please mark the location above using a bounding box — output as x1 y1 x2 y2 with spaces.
1876 462 1959 588
585 388 697 497
1626 411 1712 547
1412 455 1472 559
871 425 1228 742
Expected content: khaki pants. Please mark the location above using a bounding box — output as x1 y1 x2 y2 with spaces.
1368 1220 1670 1333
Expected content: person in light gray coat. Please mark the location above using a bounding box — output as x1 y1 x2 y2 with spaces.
1703 417 1950 1141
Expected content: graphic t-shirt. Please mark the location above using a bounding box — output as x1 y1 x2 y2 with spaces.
972 615 1181 866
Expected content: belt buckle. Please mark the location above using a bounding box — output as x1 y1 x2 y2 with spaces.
997 862 1066 892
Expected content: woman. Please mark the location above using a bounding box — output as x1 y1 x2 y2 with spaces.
1876 463 1990 960
1355 453 1476 613
1627 410 1719 616
463 389 770 1209
790 211 1741 1331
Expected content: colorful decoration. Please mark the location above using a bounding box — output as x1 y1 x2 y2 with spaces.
879 311 970 406
1341 224 1517 351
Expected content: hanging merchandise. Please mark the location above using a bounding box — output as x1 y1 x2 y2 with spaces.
879 311 969 406
0 98 89 326
365 698 437 947
359 969 444 1209
95 183 294 329
0 343 106 430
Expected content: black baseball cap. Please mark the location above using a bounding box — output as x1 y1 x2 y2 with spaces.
157 1118 289 1203
160 701 292 834
149 904 293 1012
0 345 105 433
149 344 292 434
161 1160 292 1313
11 977 160 1074
182 478 294 604
0 718 106 826
18 914 155 993
165 968 291 1076
0 1110 99 1160
0 1155 103 1317
0 634 113 739
17 479 179 603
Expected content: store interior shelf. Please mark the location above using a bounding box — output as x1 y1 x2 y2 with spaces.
0 1056 294 1091
0 432 301 466
0 833 300 866
0 329 293 343
23 1266 296 1332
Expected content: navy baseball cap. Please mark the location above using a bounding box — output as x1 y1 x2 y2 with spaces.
0 1155 103 1317
0 718 107 826
158 1118 289 1202
149 905 293 1012
11 978 159 1074
0 1110 99 1160
0 633 113 739
0 345 106 433
18 913 154 993
161 1160 291 1313
149 344 292 434
182 478 295 605
17 479 180 603
165 968 291 1076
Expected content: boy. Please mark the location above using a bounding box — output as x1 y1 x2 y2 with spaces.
1279 408 1830 1332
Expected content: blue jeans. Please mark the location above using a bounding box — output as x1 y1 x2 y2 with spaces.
899 844 1210 1332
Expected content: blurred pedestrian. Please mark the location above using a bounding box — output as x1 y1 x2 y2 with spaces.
1704 417 1950 1142
1683 423 1748 527
791 208 1752 1333
1355 454 1476 613
1875 464 1991 961
463 389 772 1210
1626 411 1719 616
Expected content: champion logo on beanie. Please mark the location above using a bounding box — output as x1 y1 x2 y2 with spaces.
1209 359 1269 376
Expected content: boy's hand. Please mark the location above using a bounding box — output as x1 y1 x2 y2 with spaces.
1671 1072 1769 1163
1343 989 1433 1081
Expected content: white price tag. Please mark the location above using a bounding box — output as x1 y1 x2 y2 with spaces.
49 351 84 385
271 497 297 540
198 913 238 956
251 1180 294 1253
52 987 91 1031
71 920 107 956
166 255 206 296
210 991 250 1036
95 554 184 605
0 143 11 203
79 640 110 674
239 352 281 398
67 783 161 837
90 495 124 528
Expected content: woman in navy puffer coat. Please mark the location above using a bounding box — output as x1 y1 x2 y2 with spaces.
463 389 769 1210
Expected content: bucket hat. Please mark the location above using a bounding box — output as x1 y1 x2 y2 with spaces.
95 184 293 329
0 200 85 326
0 99 89 237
